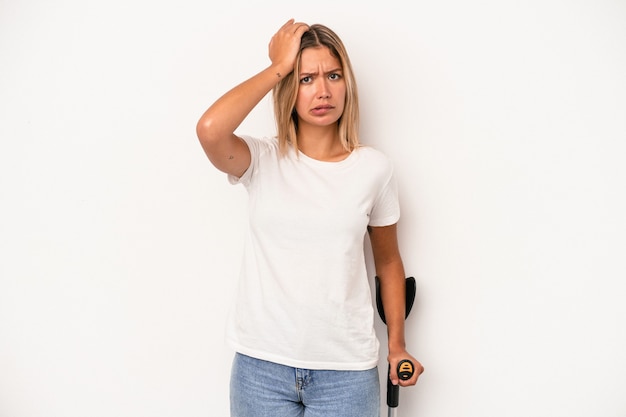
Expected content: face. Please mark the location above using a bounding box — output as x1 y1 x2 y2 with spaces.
294 46 346 129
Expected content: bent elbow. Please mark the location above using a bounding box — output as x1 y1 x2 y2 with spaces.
196 116 218 145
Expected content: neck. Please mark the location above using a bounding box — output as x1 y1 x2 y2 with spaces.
297 126 349 162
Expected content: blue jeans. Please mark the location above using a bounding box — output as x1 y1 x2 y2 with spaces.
230 353 380 417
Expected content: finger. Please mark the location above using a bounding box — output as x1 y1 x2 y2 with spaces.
389 362 399 385
279 19 305 34
400 363 424 386
280 18 295 30
292 22 309 35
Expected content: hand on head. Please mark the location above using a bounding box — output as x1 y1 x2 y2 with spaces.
268 19 310 77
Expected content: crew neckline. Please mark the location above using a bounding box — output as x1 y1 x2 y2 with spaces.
296 146 361 169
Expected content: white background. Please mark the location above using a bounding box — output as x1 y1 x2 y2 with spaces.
1 0 625 416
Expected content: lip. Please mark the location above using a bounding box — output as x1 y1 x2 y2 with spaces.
311 104 334 115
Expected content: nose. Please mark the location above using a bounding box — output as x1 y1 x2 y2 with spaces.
316 78 331 99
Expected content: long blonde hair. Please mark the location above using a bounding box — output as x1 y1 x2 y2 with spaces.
272 24 360 155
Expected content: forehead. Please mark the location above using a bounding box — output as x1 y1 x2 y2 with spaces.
300 46 342 71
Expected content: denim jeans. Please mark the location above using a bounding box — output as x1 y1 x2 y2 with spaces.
230 353 380 417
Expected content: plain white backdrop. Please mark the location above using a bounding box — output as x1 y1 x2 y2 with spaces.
1 0 625 416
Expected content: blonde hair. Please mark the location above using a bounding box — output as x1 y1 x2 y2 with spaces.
272 24 360 155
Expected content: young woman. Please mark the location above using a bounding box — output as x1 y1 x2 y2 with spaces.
196 18 423 417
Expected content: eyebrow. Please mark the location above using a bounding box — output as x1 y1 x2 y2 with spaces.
299 67 343 77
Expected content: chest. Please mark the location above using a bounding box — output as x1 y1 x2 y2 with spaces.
247 157 380 241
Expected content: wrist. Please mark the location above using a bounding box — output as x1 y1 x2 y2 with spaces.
388 340 406 354
268 63 293 80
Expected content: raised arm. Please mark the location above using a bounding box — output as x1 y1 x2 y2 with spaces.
196 19 309 177
368 224 424 386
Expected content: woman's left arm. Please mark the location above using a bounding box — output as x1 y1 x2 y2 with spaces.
368 223 424 386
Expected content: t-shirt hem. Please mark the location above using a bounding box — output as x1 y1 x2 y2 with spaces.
227 339 379 371
368 213 400 227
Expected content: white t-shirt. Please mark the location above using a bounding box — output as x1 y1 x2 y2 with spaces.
226 135 400 370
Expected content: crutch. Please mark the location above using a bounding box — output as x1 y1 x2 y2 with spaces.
375 275 416 417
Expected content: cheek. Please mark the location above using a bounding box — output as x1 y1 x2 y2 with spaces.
295 89 312 112
337 87 347 110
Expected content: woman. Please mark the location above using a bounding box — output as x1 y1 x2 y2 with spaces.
196 19 423 417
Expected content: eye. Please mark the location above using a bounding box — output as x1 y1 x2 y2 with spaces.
329 73 342 80
300 76 312 84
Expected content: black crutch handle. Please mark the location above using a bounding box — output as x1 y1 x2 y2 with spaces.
387 359 415 408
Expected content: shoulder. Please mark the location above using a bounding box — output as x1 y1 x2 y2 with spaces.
239 135 278 148
239 135 280 156
355 144 392 161
229 136 281 185
354 145 395 173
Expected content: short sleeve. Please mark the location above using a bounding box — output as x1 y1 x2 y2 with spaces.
368 164 400 227
227 135 265 187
